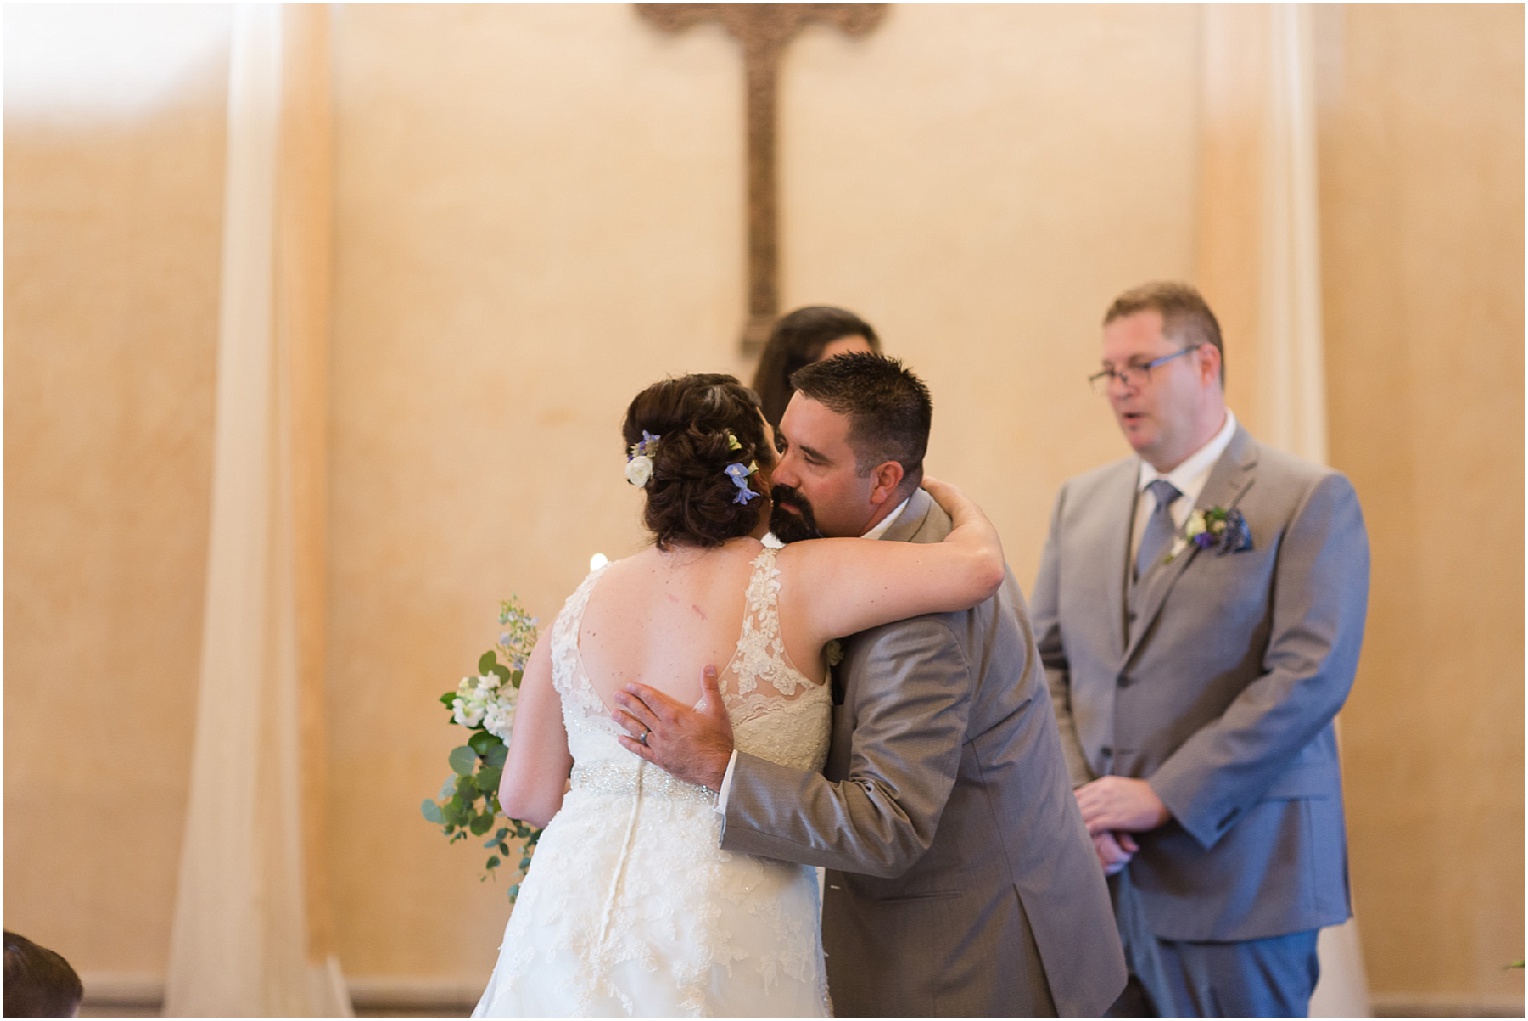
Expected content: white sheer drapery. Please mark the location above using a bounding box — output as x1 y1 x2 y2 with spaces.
164 5 349 1016
1196 5 1369 1016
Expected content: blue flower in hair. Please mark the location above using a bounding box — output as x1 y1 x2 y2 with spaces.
724 461 759 504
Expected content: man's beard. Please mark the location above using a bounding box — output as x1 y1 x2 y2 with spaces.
769 484 823 544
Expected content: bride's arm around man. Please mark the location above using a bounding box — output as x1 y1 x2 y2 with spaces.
618 353 1127 1018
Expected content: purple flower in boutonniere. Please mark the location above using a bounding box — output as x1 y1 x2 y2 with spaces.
1165 506 1252 563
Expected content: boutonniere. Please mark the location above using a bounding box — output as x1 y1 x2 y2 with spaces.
824 639 844 668
1165 506 1252 563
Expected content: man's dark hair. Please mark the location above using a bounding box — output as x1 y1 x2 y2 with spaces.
4 931 83 1018
1104 281 1225 383
790 352 931 497
752 306 881 427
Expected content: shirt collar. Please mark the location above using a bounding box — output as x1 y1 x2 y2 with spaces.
863 496 912 541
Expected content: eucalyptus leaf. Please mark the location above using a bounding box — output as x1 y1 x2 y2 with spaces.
468 730 501 757
421 799 444 824
469 812 495 836
478 651 497 675
485 855 501 870
439 691 458 709
490 663 511 682
476 765 502 793
448 745 478 776
484 742 508 768
443 799 468 829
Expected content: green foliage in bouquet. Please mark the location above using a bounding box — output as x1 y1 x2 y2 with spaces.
421 598 543 901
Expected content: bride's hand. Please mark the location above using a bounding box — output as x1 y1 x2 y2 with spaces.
923 476 982 528
923 475 1006 575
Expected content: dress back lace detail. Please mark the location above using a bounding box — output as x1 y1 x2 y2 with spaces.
473 546 831 1018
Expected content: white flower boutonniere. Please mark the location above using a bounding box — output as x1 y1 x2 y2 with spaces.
1165 506 1253 563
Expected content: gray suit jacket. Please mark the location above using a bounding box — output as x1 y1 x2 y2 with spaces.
1032 426 1369 942
721 488 1126 1017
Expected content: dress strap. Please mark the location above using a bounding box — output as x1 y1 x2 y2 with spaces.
549 563 608 704
728 546 814 698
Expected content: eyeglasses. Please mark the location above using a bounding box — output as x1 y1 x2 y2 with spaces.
1088 344 1202 395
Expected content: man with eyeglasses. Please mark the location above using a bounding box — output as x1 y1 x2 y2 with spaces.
1031 281 1370 1017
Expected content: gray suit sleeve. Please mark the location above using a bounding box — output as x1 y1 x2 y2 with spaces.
1149 471 1370 849
718 616 972 878
1032 482 1094 789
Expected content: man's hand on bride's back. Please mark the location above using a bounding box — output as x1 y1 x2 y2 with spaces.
614 666 734 792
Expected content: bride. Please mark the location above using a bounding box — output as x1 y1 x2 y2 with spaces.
472 373 1005 1017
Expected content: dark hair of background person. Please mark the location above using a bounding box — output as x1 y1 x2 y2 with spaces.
751 306 881 428
1103 280 1226 383
623 374 775 552
4 931 83 1018
790 352 931 500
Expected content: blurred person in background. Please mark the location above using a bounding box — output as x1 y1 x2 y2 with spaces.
752 305 880 428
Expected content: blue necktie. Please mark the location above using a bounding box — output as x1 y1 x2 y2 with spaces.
1134 479 1182 586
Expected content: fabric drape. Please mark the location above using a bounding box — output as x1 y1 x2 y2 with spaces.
164 5 349 1016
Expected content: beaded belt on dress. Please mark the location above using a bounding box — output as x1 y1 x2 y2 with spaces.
570 761 716 806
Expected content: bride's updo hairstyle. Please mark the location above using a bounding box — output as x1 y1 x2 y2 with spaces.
623 374 773 551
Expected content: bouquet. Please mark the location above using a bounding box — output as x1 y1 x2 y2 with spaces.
421 597 543 901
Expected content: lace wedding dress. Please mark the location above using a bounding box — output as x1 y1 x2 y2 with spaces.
473 546 832 1017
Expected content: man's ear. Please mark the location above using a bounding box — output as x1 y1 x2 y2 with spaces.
868 460 906 508
1196 343 1223 386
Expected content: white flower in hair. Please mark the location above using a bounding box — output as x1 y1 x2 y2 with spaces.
625 455 653 488
626 430 660 488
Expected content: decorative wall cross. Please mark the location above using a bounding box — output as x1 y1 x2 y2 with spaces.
637 3 887 353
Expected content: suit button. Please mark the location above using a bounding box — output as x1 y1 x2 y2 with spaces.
1100 745 1113 758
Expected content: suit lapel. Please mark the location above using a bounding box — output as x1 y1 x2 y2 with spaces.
1098 463 1137 659
1123 427 1258 663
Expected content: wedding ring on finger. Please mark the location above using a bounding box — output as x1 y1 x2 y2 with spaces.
639 728 650 747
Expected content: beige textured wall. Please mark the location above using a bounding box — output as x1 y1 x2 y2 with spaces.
3 4 230 983
1318 4 1525 1008
780 3 1202 573
3 3 1521 1012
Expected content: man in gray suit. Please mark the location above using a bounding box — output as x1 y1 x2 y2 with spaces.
616 353 1125 1017
1031 282 1370 1017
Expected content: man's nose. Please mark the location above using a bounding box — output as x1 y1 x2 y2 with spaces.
773 451 801 487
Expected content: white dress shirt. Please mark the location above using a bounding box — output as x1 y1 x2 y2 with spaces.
1130 411 1237 565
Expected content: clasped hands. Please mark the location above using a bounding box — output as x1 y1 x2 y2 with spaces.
1073 776 1171 876
611 665 735 792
